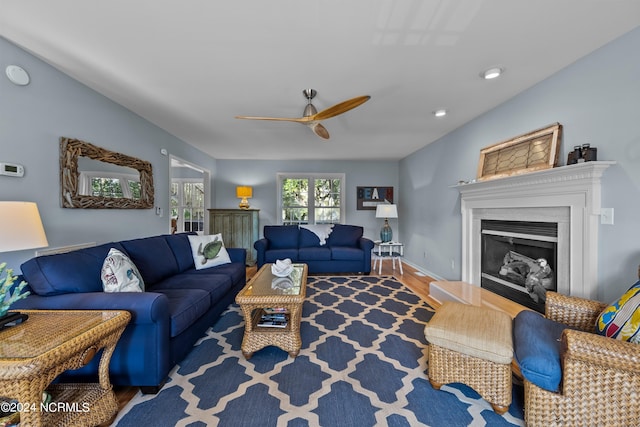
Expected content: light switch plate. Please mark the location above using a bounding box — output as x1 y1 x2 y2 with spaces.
601 208 614 225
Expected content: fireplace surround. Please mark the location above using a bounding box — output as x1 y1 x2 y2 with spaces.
457 161 614 301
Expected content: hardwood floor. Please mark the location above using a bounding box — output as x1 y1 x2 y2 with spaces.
101 261 438 425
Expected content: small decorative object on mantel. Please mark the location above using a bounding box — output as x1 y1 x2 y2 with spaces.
477 123 562 181
567 143 597 165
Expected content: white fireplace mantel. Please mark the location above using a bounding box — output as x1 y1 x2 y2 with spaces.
457 161 615 300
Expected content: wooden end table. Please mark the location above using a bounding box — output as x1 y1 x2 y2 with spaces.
0 309 130 427
235 263 307 359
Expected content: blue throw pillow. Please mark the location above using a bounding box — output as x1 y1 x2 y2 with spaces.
513 310 571 392
328 224 363 247
264 225 299 249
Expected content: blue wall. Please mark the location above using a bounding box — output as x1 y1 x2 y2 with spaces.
399 27 640 302
213 159 399 241
0 36 218 271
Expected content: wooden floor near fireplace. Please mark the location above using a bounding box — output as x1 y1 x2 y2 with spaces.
429 280 531 318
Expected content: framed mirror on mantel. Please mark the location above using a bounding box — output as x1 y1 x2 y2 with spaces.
60 137 154 209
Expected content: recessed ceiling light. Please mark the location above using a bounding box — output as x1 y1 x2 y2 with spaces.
434 109 447 117
481 67 504 80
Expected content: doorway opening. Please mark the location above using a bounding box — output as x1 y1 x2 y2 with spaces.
169 156 210 235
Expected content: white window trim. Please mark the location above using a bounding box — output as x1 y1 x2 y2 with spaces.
171 178 207 235
277 173 345 225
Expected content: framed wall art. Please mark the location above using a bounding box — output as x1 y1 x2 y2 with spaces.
357 186 393 210
477 123 562 181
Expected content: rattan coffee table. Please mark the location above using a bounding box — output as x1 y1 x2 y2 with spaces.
0 309 130 427
236 263 307 359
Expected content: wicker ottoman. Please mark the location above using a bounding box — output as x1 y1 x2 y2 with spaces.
424 301 513 414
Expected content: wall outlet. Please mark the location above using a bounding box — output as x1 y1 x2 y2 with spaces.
423 251 427 259
450 259 455 270
155 207 163 217
600 208 614 225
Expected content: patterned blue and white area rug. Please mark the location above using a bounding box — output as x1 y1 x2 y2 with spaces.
112 276 524 426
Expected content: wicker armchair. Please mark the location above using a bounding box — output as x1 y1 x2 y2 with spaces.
522 291 640 426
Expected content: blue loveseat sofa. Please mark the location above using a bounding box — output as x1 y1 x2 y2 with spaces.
254 224 374 274
13 232 246 393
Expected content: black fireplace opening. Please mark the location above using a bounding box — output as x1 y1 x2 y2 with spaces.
481 220 558 313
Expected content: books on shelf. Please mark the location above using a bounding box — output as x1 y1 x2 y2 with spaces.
257 311 288 328
263 307 288 314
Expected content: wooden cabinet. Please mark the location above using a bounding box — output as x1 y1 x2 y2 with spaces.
208 209 259 265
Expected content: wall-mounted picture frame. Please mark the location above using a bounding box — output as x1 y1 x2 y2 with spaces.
357 186 393 210
477 123 562 181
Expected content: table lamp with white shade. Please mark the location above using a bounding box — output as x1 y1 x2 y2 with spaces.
0 201 49 324
375 204 397 243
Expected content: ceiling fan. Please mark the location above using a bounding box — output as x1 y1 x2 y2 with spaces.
235 89 370 139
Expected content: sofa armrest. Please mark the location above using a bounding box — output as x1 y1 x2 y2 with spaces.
562 328 640 377
226 247 247 264
11 291 170 325
545 291 607 332
254 238 269 268
358 237 375 252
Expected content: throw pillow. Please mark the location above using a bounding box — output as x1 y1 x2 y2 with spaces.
101 248 145 293
188 234 232 270
595 280 640 343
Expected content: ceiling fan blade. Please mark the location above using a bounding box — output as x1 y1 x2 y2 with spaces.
308 122 330 139
312 95 370 121
234 115 308 123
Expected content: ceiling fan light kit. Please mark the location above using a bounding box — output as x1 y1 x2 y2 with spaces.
235 89 370 140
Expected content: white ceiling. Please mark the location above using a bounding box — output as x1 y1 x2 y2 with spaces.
2 1 639 161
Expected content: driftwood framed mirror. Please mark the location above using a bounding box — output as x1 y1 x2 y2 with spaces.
60 137 154 209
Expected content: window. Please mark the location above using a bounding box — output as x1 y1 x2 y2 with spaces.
171 180 205 234
79 171 141 199
277 173 345 225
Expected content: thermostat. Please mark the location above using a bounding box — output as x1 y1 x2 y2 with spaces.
0 162 25 177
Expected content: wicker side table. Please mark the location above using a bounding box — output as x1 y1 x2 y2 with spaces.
236 263 307 359
0 310 130 427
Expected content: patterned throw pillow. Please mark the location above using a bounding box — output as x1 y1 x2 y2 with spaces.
101 248 145 292
596 280 640 343
188 234 232 270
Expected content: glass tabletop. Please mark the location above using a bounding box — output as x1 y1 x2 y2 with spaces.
240 263 307 297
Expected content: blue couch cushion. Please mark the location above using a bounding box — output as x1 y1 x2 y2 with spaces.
154 288 210 337
331 246 364 261
180 262 246 285
299 228 322 248
264 225 299 250
165 232 197 272
513 310 571 392
121 236 180 285
328 224 363 247
264 249 299 264
151 272 233 306
20 242 127 296
299 247 331 261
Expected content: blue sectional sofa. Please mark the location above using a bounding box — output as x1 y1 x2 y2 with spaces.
254 224 374 274
13 232 246 393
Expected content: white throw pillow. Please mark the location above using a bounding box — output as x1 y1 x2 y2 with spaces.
188 234 232 270
101 248 145 292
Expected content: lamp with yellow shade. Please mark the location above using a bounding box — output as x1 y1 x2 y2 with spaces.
236 186 253 210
